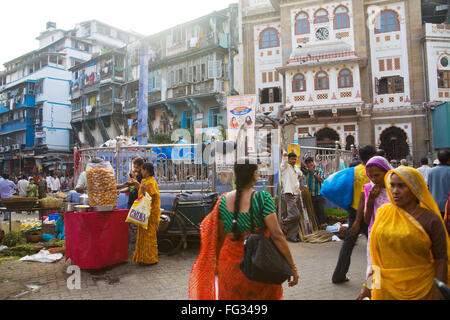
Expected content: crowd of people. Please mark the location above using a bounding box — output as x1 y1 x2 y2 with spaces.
329 147 449 299
190 147 449 300
0 147 448 300
0 170 75 221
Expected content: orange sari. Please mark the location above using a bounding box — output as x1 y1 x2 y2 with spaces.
189 194 283 300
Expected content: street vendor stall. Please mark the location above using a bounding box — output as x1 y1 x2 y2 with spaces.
0 197 62 232
64 209 129 269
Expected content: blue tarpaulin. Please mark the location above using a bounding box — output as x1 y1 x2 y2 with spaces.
432 102 450 149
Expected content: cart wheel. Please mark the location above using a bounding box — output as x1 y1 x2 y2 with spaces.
157 214 186 256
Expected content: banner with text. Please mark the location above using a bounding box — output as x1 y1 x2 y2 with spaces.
227 95 256 152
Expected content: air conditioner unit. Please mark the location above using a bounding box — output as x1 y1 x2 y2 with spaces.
0 147 4 153
5 146 11 152
12 144 20 150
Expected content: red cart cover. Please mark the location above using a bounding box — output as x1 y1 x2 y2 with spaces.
65 209 129 269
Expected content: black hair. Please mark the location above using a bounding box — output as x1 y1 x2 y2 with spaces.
231 158 258 242
304 157 314 164
133 157 145 167
349 161 361 167
376 149 386 157
437 150 449 165
2 174 9 180
288 152 298 159
420 157 428 165
359 145 377 164
141 162 154 176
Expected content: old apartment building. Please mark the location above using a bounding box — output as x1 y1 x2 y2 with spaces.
72 4 239 147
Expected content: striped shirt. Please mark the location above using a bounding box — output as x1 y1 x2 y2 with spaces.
301 167 324 197
219 191 276 233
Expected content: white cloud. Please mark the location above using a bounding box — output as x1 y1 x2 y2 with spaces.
0 0 237 69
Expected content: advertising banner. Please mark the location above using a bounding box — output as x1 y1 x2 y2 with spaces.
227 95 256 152
288 144 301 167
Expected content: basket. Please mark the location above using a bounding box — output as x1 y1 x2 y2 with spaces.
1 197 38 211
26 231 43 243
39 198 63 209
42 224 56 235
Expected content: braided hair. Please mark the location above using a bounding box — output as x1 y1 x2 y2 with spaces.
231 159 258 241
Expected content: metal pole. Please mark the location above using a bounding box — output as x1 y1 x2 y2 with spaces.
335 140 340 172
276 126 283 225
116 144 121 183
211 136 216 193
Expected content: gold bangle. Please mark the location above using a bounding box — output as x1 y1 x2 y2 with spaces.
363 283 371 290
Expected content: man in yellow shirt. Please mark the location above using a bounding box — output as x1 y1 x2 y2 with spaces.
331 145 377 284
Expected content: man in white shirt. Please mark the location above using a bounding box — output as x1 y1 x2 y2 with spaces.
281 152 303 242
417 157 432 185
49 173 61 193
75 171 87 194
17 175 29 197
45 172 51 193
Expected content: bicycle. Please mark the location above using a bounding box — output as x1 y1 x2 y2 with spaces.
157 191 218 255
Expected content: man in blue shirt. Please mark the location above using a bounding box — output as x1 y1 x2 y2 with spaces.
301 157 327 228
0 174 18 221
428 150 450 219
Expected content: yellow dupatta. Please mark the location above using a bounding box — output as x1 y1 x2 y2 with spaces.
370 166 450 300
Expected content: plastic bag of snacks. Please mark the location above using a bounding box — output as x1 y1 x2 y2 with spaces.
126 192 152 229
86 160 118 207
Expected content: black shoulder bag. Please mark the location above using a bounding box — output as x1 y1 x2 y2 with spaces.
240 191 294 285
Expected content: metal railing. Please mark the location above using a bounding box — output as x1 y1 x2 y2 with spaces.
298 144 355 178
75 143 214 193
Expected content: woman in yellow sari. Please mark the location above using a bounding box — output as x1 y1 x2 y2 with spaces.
133 162 161 265
370 165 449 300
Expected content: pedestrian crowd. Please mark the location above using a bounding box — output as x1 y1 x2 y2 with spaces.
0 170 74 221
0 147 448 300
190 147 449 300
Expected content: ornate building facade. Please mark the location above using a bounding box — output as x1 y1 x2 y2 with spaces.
240 0 445 163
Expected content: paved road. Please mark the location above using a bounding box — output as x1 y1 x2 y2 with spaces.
1 211 367 300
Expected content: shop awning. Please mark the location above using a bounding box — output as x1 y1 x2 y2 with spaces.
432 102 450 149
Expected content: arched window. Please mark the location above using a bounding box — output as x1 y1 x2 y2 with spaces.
314 9 329 24
334 6 350 29
375 10 400 34
295 12 310 35
338 69 353 88
315 71 329 90
259 28 280 49
292 73 306 92
345 135 355 151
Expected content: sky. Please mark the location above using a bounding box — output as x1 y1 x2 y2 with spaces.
0 0 238 70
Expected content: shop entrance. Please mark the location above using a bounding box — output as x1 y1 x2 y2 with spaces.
315 127 340 149
379 126 410 160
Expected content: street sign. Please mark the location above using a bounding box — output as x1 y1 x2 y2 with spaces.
288 144 301 167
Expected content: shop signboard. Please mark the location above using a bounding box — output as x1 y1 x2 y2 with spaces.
287 144 301 167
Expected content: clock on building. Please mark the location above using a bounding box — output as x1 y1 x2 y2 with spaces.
441 56 448 68
315 27 329 40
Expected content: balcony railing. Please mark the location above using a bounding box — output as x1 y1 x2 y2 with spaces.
167 79 224 99
98 102 122 117
71 108 83 121
123 97 138 113
148 92 161 103
192 80 214 95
